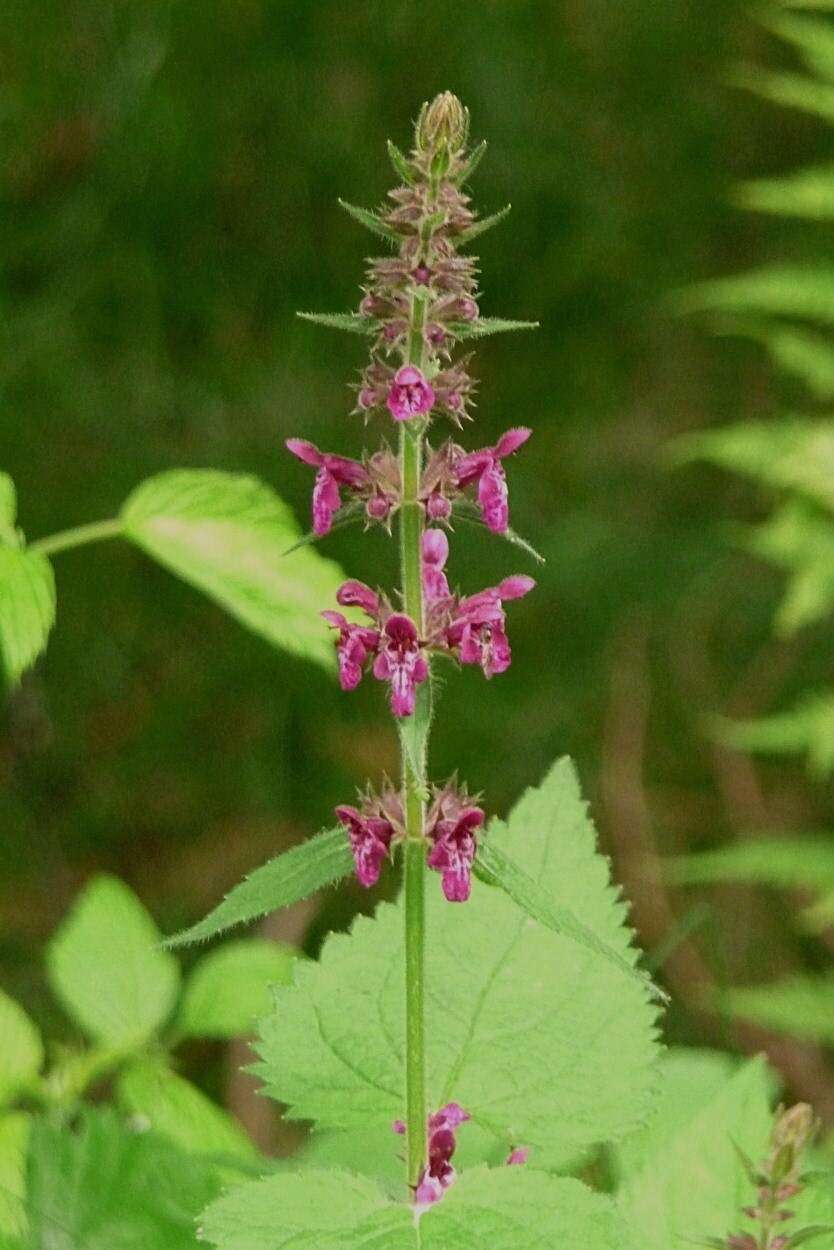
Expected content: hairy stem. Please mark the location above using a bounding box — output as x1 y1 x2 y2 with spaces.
30 518 123 557
400 290 429 1190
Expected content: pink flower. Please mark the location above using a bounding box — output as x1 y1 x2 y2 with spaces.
335 804 394 888
286 439 369 536
413 1104 471 1208
321 610 379 692
427 805 484 902
454 427 531 533
373 614 429 717
336 579 380 616
422 529 450 604
387 366 435 422
507 1147 529 1166
447 575 535 678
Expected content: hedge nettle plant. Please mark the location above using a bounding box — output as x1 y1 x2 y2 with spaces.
6 89 834 1250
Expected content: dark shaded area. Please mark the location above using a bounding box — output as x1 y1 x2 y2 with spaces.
3 0 832 1118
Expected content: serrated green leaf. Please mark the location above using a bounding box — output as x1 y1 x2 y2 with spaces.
475 838 663 998
618 1056 773 1250
256 759 659 1167
0 1114 29 1240
199 1166 629 1250
715 974 834 1043
47 875 180 1049
446 316 539 339
26 1107 221 1250
0 991 43 1109
118 1060 257 1161
177 939 298 1039
0 547 55 687
735 164 834 219
732 65 834 122
454 204 511 245
297 311 377 335
121 470 347 671
715 692 834 776
165 826 352 949
666 836 834 891
337 199 402 244
386 139 416 186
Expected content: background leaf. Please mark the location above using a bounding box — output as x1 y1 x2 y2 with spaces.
177 938 298 1039
165 826 352 948
0 548 55 688
666 835 834 890
0 992 42 1110
616 1054 774 1250
121 470 347 671
117 1060 258 1161
0 1113 29 1240
714 974 834 1043
256 759 660 1168
47 875 180 1049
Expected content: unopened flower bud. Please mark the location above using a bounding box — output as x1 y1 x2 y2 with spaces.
771 1104 816 1157
416 92 470 155
426 322 447 347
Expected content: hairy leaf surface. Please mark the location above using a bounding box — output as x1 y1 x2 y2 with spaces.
47 875 180 1048
257 760 659 1166
199 1165 630 1250
122 470 346 670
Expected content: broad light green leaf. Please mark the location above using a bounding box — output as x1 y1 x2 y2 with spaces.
666 836 834 891
618 1056 773 1250
256 759 660 1167
447 317 540 339
455 204 512 245
337 199 402 244
26 1107 221 1250
118 1060 257 1161
680 266 834 325
177 939 298 1038
121 470 347 671
735 164 834 219
199 1166 630 1250
715 974 834 1043
47 875 180 1048
475 838 663 998
0 1113 29 1239
0 992 42 1110
712 693 834 777
0 548 55 688
165 826 351 948
297 311 376 335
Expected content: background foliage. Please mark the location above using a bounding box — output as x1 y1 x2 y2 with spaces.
5 0 834 1157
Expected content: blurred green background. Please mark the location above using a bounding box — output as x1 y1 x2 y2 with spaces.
4 0 833 1125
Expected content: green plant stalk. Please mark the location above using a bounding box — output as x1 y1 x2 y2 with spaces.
30 517 123 557
400 289 429 1190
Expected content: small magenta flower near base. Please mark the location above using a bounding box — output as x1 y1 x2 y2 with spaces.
401 1103 470 1208
335 805 395 888
387 365 435 422
285 439 369 536
506 1147 529 1166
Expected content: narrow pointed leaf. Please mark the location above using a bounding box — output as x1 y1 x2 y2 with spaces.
447 316 539 340
397 674 433 787
386 139 416 186
296 311 377 335
164 826 352 949
282 502 366 556
787 1227 834 1248
452 501 545 564
475 838 663 999
121 470 348 671
337 199 402 244
454 204 512 245
456 138 488 185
